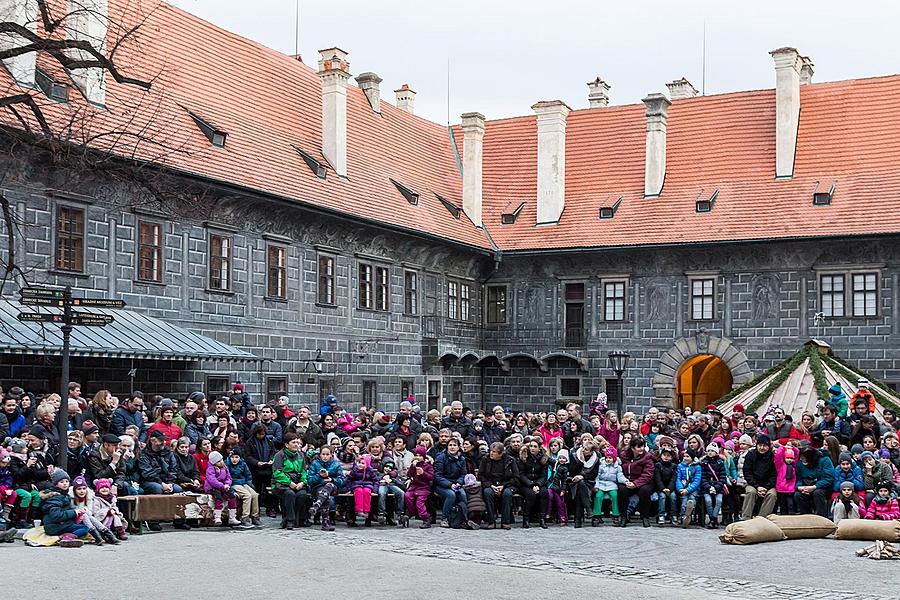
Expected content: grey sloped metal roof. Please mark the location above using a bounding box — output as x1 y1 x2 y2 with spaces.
0 300 257 361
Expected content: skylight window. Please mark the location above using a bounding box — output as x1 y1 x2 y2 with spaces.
189 112 227 148
390 179 419 205
293 145 327 179
435 194 460 219
813 181 835 206
695 189 718 213
501 202 525 225
599 196 623 219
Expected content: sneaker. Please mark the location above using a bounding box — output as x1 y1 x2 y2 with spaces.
0 528 17 543
657 515 666 525
377 513 386 526
467 520 479 530
251 516 262 527
439 519 450 528
240 517 253 528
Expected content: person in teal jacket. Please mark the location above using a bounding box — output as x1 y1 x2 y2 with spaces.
676 449 702 527
833 451 864 492
828 383 849 419
307 445 345 531
794 447 835 517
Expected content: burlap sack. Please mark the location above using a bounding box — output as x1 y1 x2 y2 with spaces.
719 516 787 545
834 519 900 541
766 514 836 539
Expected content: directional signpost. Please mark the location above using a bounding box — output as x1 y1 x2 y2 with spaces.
16 286 125 470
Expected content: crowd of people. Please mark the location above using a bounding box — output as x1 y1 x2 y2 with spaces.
1 377 899 547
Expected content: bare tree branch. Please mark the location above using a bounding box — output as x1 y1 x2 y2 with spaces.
0 94 51 135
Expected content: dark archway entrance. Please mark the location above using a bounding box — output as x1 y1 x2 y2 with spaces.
675 354 733 410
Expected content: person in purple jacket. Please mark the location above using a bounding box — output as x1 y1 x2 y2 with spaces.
205 451 240 527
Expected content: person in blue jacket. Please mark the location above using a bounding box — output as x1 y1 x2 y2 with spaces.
307 445 345 531
110 393 147 442
42 470 92 547
794 446 835 517
676 448 702 528
833 451 864 492
434 437 468 527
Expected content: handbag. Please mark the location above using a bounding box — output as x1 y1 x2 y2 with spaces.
707 463 728 495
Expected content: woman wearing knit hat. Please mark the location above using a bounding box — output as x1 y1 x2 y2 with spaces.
831 480 864 524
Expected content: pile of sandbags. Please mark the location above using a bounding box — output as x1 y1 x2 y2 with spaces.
720 514 900 546
834 519 900 542
719 517 786 545
765 514 836 539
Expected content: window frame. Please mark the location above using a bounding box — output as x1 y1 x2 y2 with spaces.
208 233 232 291
54 203 86 273
446 279 472 322
447 280 458 320
850 272 878 317
205 375 230 400
557 377 582 400
401 380 414 401
601 278 628 322
403 270 418 315
358 262 373 309
819 273 846 318
136 219 164 283
452 381 463 404
362 380 377 407
317 253 336 306
266 243 287 300
485 283 508 325
265 375 288 404
688 275 716 321
375 265 390 311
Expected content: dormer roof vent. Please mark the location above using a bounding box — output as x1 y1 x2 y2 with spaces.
436 194 460 219
35 69 69 102
293 145 327 179
813 181 835 206
695 189 718 213
598 196 623 219
391 179 418 205
501 202 525 225
189 112 226 147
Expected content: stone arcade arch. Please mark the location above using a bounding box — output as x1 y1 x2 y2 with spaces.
652 332 753 408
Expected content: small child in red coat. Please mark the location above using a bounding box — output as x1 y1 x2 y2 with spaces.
863 481 900 520
404 446 434 528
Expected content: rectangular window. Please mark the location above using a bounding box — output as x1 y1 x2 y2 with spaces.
605 378 622 410
820 274 845 318
318 254 335 305
447 281 458 320
452 381 462 404
851 273 877 317
486 284 507 324
362 380 377 407
137 221 163 282
318 379 334 404
401 380 414 401
603 281 626 321
358 263 373 309
690 277 715 320
564 282 585 347
208 234 231 290
559 378 581 398
267 245 287 299
404 271 418 315
266 375 288 404
375 266 389 311
460 283 471 321
55 205 85 272
206 375 230 400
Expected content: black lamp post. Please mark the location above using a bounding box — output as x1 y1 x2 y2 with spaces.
607 350 630 414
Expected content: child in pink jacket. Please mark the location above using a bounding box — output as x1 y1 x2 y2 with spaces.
204 450 240 526
774 444 798 515
863 481 900 520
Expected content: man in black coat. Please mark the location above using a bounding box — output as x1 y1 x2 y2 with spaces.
740 434 777 520
478 442 519 529
441 401 473 439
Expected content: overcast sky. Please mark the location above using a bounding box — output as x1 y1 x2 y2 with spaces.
171 0 900 124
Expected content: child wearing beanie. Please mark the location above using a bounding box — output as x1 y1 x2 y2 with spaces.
346 455 378 527
546 449 570 526
69 475 118 545
404 446 434 528
92 478 128 540
204 451 240 526
42 470 89 548
592 447 626 526
831 480 864 524
701 442 727 528
463 473 485 529
863 481 900 520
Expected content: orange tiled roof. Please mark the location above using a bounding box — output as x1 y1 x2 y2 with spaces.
4 1 900 254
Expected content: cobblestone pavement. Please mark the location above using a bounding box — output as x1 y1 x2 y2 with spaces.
6 518 896 599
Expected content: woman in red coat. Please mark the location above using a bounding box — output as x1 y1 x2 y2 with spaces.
617 437 655 528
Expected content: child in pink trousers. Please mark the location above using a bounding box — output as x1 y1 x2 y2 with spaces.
405 446 434 528
347 456 379 526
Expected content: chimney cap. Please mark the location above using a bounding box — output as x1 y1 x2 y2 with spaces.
666 77 698 100
531 99 572 112
769 47 802 71
461 112 486 131
587 76 610 90
356 72 383 84
318 47 350 74
642 93 671 115
395 83 416 94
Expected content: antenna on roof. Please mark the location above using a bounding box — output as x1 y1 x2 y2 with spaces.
294 0 301 57
446 57 451 126
701 21 706 96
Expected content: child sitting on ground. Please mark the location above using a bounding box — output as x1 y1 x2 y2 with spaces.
69 475 118 545
42 470 88 548
774 443 798 515
204 451 241 526
676 449 702 528
405 446 434 529
547 449 570 526
92 479 128 540
228 450 261 527
831 480 865 524
463 473 485 530
347 456 379 527
863 480 900 520
593 447 626 526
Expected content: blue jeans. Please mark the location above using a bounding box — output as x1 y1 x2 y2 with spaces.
678 491 698 517
58 523 90 538
141 482 183 495
657 491 676 517
435 486 467 520
378 484 405 515
704 492 723 520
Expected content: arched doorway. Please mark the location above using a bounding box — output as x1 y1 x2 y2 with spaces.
675 354 733 410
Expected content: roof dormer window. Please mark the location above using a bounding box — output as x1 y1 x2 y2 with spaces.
696 189 718 213
501 202 525 224
813 181 835 206
293 145 327 179
390 179 418 205
189 112 227 147
599 196 623 219
35 68 69 102
435 194 460 219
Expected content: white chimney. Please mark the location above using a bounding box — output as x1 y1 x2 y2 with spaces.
587 77 610 107
642 93 670 198
67 0 108 105
0 0 36 86
460 112 485 227
666 77 698 100
394 84 416 114
800 56 814 85
318 47 351 177
355 72 382 113
532 100 571 225
770 47 802 179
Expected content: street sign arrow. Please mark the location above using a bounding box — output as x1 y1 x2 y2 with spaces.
19 296 65 307
17 312 64 323
71 298 126 308
19 287 65 299
70 312 115 326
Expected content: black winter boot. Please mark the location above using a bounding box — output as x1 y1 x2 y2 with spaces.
89 529 104 545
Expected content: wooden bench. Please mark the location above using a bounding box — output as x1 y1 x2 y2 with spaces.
117 495 198 534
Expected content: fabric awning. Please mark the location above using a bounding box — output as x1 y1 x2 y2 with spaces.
0 300 257 361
